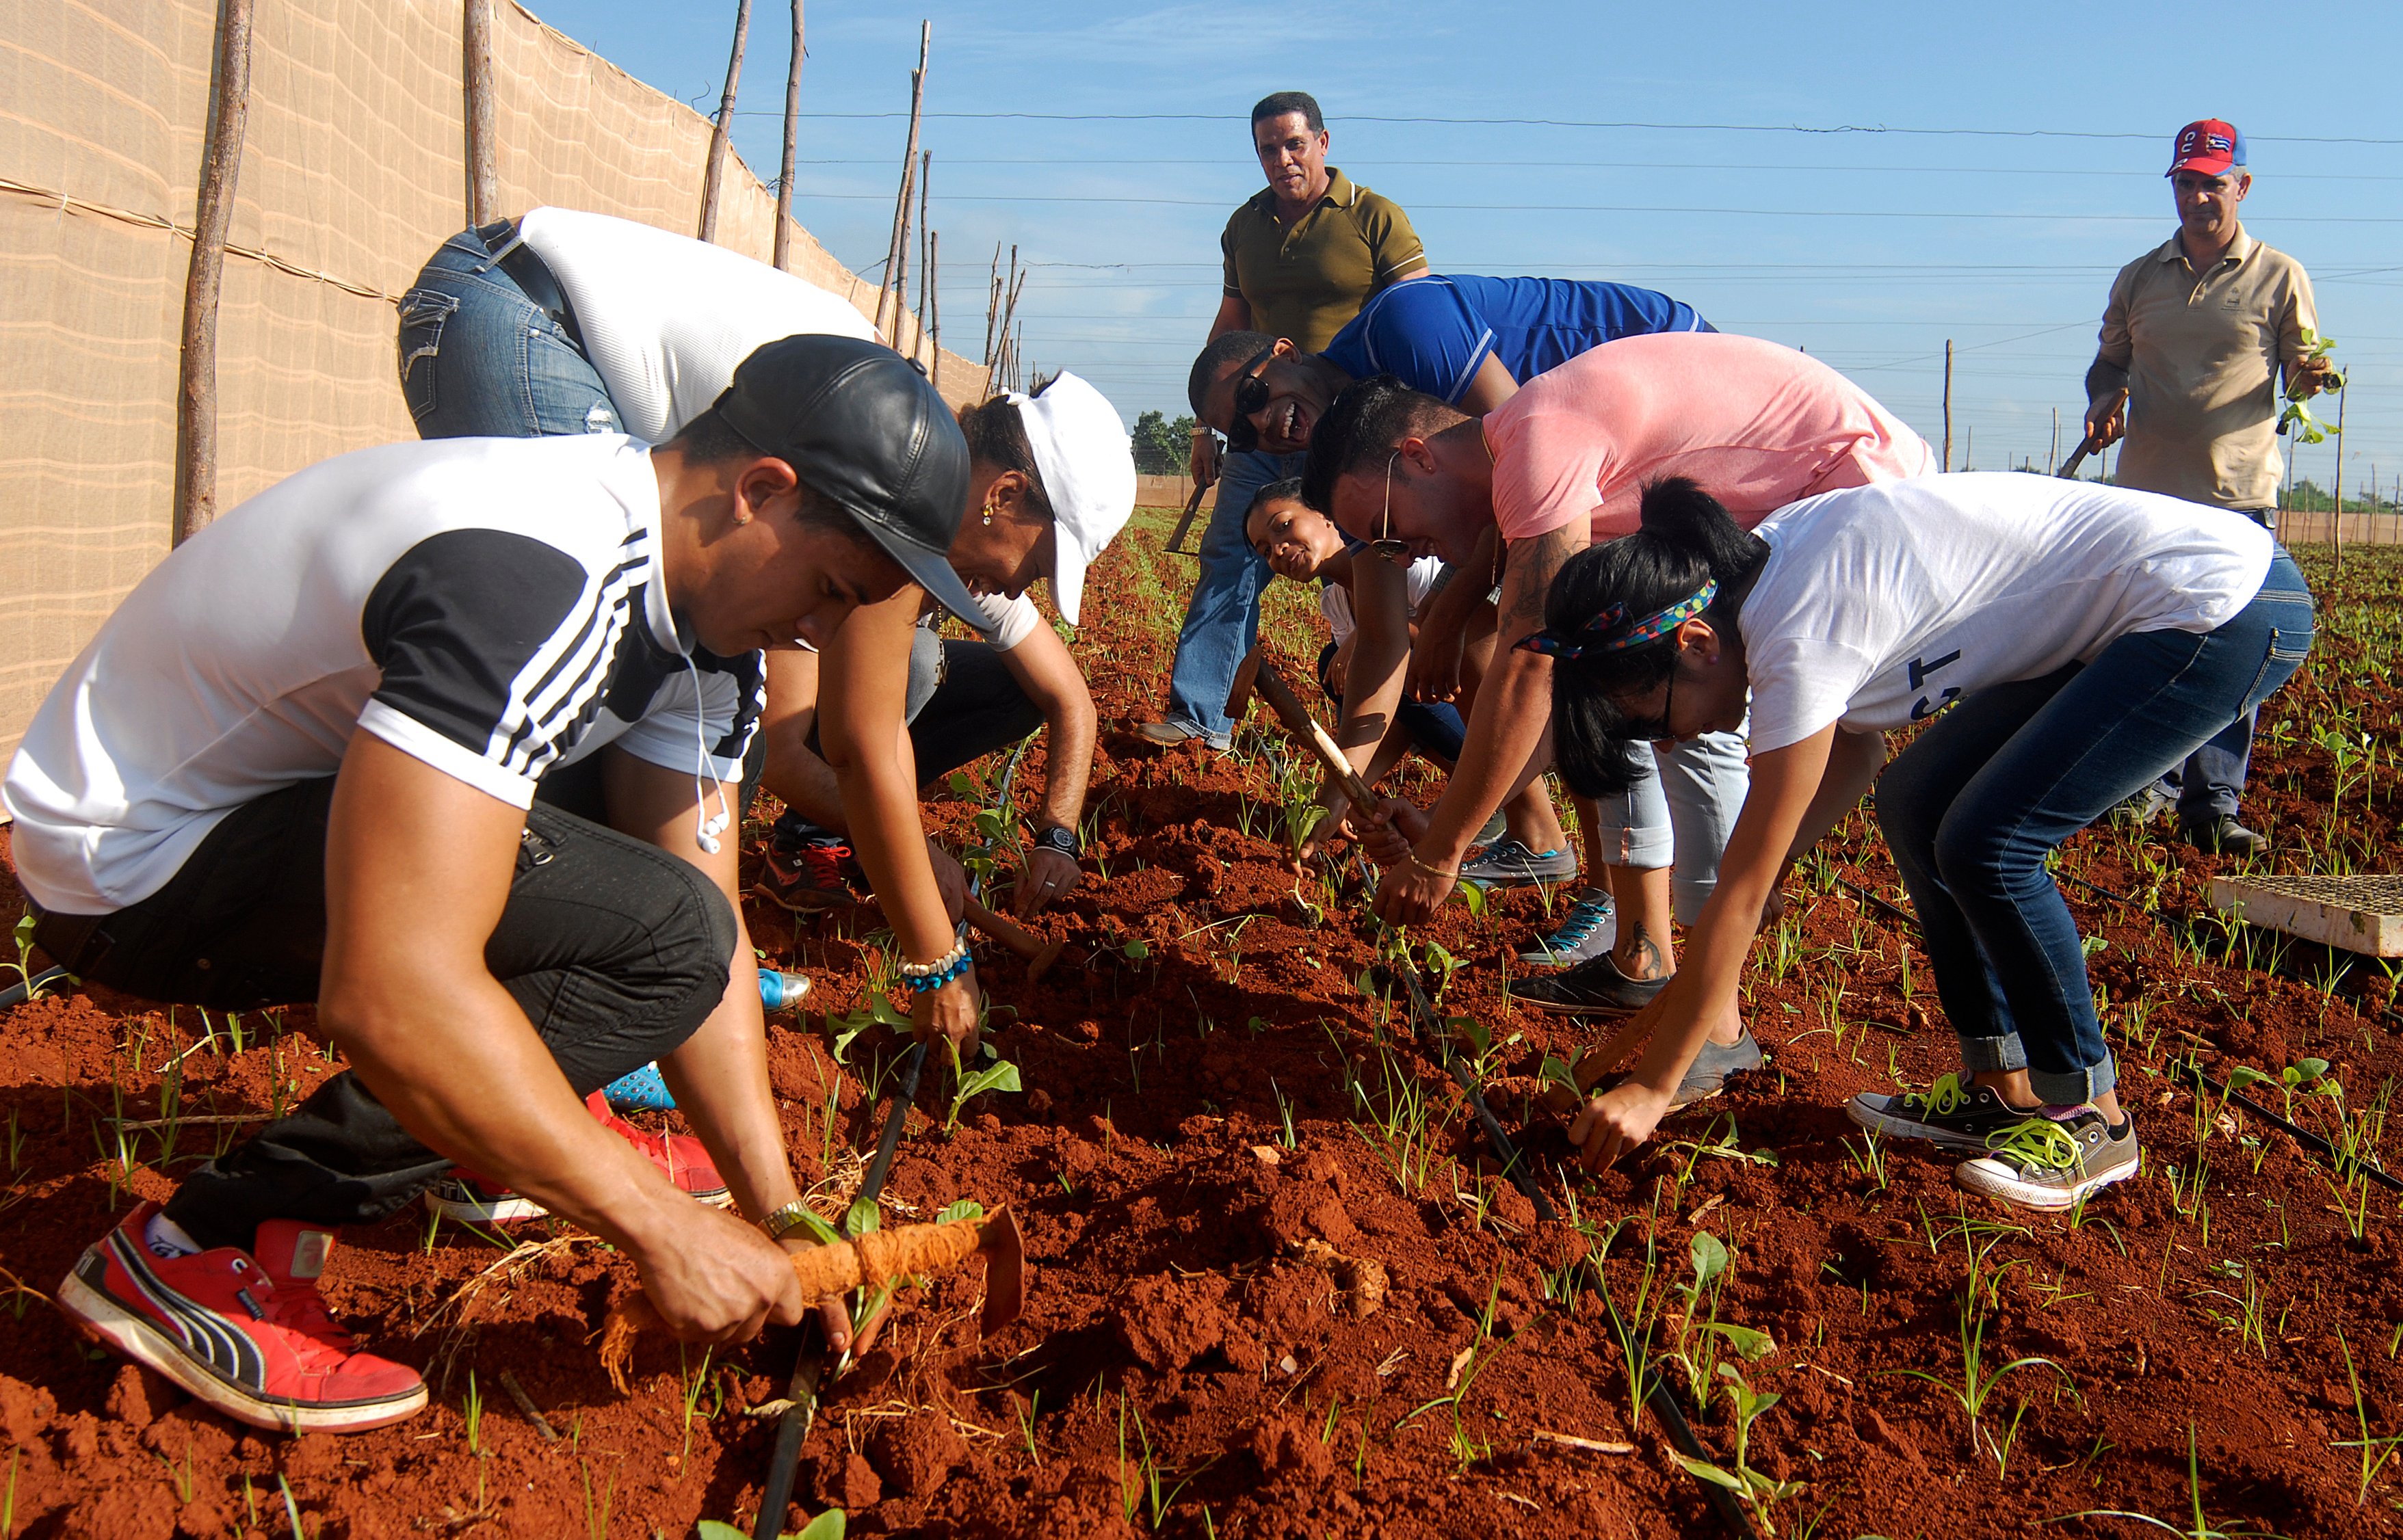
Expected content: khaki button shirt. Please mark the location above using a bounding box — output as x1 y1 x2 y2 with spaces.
1220 168 1426 352
2095 226 2316 510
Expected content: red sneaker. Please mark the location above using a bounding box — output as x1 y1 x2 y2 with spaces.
751 838 858 913
422 1089 732 1224
56 1204 426 1434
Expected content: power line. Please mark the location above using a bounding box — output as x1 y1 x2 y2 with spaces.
765 155 2403 181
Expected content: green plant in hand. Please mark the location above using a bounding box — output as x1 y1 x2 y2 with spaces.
2277 327 2344 444
1671 1366 1807 1537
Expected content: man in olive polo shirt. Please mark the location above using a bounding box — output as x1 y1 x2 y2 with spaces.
2082 118 2333 857
1142 90 1426 748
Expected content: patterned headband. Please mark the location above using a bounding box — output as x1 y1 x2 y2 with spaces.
1514 579 1718 661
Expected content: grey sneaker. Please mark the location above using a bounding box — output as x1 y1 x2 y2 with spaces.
1846 1074 2036 1155
1517 888 1614 966
1459 838 1578 888
1516 954 1666 1018
1955 1108 2138 1210
1137 719 1231 752
1472 807 1509 845
1670 1031 1763 1110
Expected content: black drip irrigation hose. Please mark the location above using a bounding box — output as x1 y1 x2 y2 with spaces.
1374 961 1556 1223
0 966 72 1011
1647 1374 1759 1540
1835 873 2403 1191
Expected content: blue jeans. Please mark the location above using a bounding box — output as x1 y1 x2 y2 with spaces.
397 230 620 439
1586 728 1750 923
1164 449 1305 740
1876 552 2313 1104
1316 642 1466 763
2156 506 2279 821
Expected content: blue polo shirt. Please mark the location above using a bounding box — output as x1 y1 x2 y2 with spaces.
1319 274 1713 403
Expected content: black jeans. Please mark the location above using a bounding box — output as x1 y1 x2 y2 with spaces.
767 637 1045 847
31 774 734 1249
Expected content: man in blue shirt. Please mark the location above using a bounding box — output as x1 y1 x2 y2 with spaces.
1189 274 1711 462
1188 273 1717 970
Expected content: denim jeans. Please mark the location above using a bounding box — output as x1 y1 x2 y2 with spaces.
1876 552 2313 1104
1586 728 1750 923
1315 641 1467 763
2156 507 2279 821
398 230 620 440
1163 449 1306 740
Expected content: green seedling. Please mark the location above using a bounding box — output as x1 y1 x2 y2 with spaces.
1670 1366 1808 1538
944 1041 1023 1134
1886 1227 2069 1463
462 1368 484 1455
2050 1422 2291 1537
277 1476 311 1540
1665 1231 1775 1412
2332 1325 2403 1505
2276 328 2343 444
4 914 63 1003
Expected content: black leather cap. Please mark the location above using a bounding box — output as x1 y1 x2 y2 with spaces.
713 334 982 626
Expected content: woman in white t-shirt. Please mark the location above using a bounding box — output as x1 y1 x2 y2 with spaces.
1532 474 2311 1210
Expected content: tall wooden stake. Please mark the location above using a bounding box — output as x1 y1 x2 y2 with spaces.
876 21 929 338
697 0 753 243
2331 384 2348 581
1941 338 1954 473
2049 407 2059 476
462 0 499 224
173 0 254 548
982 241 1002 368
772 1 803 270
914 150 932 364
928 229 941 395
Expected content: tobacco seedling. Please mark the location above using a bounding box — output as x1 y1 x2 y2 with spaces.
2276 327 2343 444
944 1041 1023 1134
1665 1232 1774 1412
700 1517 844 1540
1670 1366 1808 1538
1887 1227 2069 1463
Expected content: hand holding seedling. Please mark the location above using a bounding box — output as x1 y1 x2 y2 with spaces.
913 968 980 1060
629 1202 807 1346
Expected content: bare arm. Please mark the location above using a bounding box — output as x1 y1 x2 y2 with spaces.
1205 293 1252 343
1567 726 1839 1166
998 626 1097 916
1452 353 1519 417
318 734 800 1342
1371 520 1586 925
1408 525 1499 703
819 599 979 1049
757 648 843 830
1333 553 1413 775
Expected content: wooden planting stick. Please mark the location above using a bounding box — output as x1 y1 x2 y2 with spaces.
771 1 803 271
696 0 753 243
172 0 255 548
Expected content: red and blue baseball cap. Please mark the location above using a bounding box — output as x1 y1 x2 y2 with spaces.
2167 119 2245 178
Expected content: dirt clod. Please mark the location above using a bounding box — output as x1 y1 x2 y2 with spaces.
867 1405 969 1498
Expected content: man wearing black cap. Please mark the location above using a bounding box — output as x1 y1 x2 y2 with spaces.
7 336 971 1433
2082 118 2331 857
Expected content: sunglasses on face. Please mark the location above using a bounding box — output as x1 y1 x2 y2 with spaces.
1366 451 1410 562
1223 347 1277 452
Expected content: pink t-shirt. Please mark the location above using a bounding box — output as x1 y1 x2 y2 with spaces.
1486 333 1934 542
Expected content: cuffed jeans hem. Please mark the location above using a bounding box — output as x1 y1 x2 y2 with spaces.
1956 1032 2030 1076
1588 827 1675 871
2028 1051 2118 1108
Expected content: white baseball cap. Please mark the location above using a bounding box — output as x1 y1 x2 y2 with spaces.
1011 373 1135 626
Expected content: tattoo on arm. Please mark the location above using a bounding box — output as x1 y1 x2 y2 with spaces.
1498 525 1584 641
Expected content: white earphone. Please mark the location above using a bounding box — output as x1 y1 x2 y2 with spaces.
683 652 734 855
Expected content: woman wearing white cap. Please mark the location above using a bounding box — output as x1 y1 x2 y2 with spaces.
752 372 1138 920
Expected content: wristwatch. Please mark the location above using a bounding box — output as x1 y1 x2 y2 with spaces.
1032 825 1079 858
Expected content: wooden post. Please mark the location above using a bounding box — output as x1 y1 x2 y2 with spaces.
876 21 929 338
462 0 499 224
772 1 803 270
2049 407 2059 476
697 0 753 243
172 0 254 548
914 149 931 365
928 229 941 395
982 241 1001 371
2331 384 2348 581
1941 338 1953 473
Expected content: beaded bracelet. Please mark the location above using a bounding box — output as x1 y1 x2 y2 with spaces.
900 944 972 994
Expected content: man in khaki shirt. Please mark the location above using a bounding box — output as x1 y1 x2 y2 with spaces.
2082 118 2333 857
1143 90 1426 747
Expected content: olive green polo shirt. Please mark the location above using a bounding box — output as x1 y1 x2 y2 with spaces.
1220 168 1426 352
2095 226 2317 511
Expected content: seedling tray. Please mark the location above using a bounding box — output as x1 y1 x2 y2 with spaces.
2206 873 2403 956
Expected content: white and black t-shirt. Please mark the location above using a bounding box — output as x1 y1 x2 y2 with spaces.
516 207 880 445
1740 473 2275 754
3 435 760 915
1319 555 1444 645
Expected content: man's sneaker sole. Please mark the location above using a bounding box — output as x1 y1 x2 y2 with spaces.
422 1182 549 1225
57 1251 426 1434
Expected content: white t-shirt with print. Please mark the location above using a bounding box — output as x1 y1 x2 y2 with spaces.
1319 555 1444 644
516 207 880 445
1739 473 2274 754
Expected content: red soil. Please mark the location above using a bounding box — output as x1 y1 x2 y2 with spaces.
0 528 2399 1538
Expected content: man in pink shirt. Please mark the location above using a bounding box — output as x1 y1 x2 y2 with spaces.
1298 332 1930 1020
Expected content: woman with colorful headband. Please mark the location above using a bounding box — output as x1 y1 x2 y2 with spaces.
1540 473 2310 1210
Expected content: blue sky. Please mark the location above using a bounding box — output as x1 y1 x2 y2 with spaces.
532 1 2403 496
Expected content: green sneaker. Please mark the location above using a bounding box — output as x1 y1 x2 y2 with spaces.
1846 1074 2037 1155
1955 1109 2139 1211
